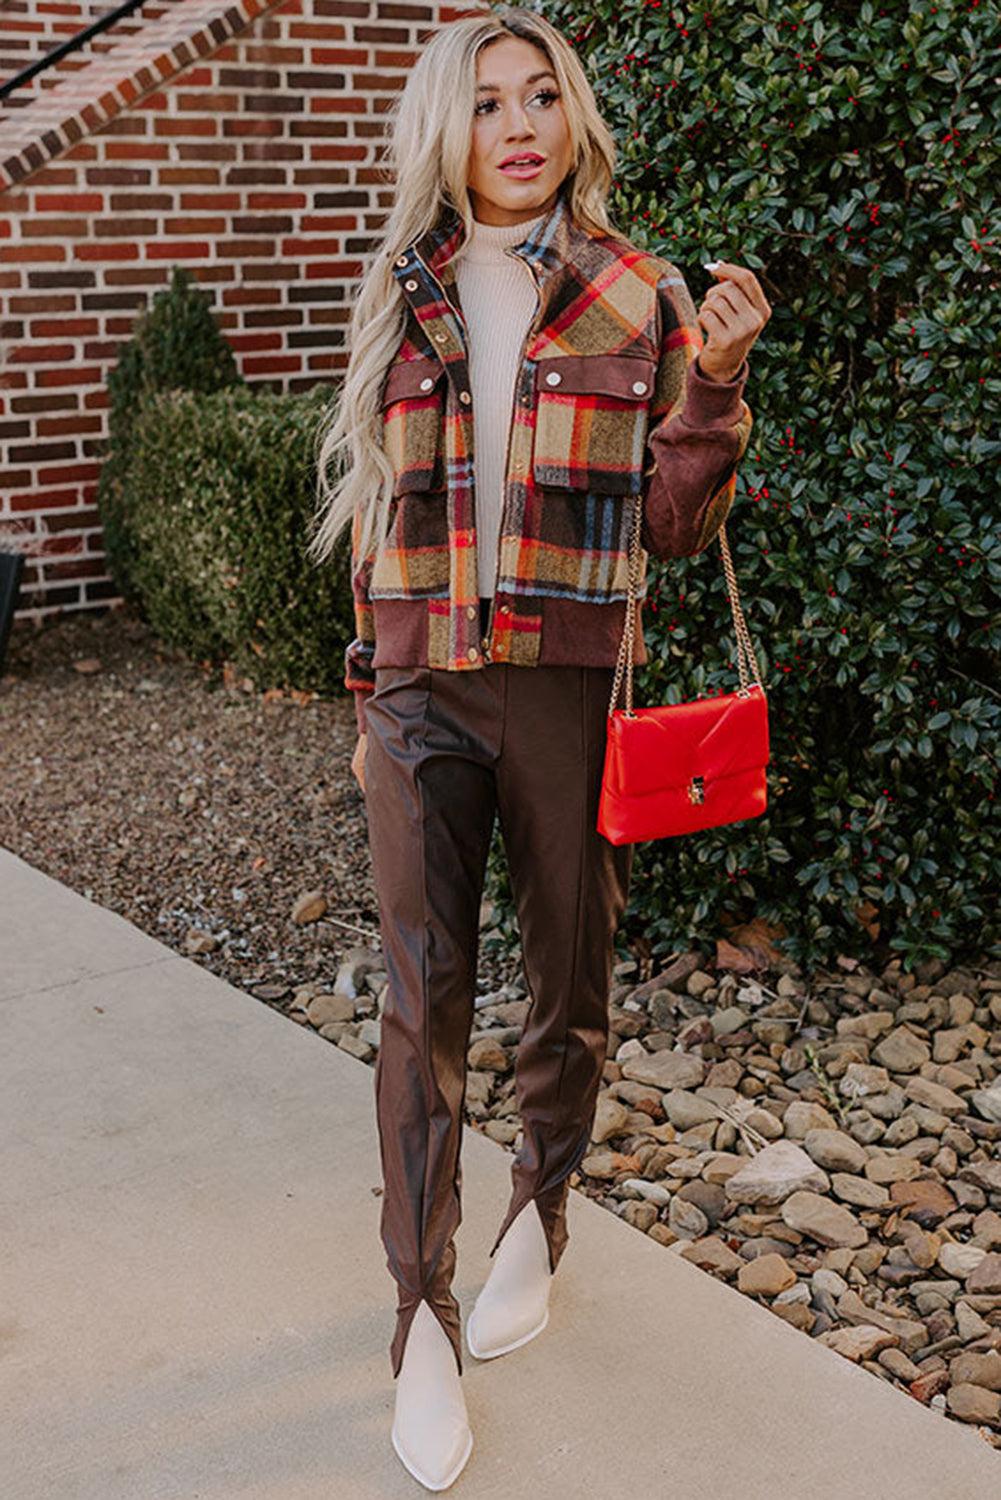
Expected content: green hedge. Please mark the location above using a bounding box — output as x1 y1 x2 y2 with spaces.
98 384 354 694
485 0 1001 973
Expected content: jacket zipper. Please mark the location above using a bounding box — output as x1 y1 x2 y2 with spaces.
412 244 470 343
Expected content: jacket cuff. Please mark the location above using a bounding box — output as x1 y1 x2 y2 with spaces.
680 355 749 430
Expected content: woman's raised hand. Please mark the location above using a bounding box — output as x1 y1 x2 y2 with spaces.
697 262 771 383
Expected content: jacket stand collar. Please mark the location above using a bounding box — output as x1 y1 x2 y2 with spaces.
407 180 604 303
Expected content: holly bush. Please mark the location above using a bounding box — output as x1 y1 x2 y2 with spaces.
490 0 1001 972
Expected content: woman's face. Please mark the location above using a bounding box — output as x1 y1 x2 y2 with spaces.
466 35 573 226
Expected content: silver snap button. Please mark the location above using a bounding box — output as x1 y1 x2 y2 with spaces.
419 376 434 390
395 255 409 266
545 370 562 386
404 279 418 291
632 380 648 395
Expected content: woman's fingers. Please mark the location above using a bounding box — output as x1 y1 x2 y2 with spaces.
706 262 772 324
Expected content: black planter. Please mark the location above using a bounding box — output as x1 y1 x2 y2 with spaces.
0 551 25 679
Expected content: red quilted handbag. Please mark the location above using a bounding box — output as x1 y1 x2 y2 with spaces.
598 494 770 846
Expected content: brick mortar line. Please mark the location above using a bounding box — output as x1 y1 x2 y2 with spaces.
0 0 287 192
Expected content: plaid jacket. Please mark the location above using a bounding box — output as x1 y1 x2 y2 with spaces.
345 183 753 733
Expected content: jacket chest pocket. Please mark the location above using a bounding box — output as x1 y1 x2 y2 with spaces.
371 355 450 598
531 353 657 495
381 356 447 496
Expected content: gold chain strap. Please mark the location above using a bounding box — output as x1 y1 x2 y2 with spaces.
607 490 766 719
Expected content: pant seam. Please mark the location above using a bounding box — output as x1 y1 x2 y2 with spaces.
416 670 435 1302
551 667 588 1134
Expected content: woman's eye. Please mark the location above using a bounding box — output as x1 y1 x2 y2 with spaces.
475 89 560 117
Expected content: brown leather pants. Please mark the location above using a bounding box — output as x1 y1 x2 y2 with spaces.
362 630 634 1381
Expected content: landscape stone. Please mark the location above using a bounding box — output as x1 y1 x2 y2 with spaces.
781 1191 868 1249
724 1140 830 1206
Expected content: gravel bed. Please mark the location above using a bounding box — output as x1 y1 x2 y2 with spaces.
3 603 1001 1455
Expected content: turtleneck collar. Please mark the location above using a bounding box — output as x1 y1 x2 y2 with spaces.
461 208 550 264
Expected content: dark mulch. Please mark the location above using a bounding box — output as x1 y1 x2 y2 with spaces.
0 602 521 1011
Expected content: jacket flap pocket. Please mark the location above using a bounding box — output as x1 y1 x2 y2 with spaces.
381 357 445 495
534 354 656 401
381 357 446 406
532 354 657 494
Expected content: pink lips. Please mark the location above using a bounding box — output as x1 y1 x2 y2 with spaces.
499 156 545 179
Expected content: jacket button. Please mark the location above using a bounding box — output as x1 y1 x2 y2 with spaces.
459 390 471 404
632 380 648 395
395 254 409 267
499 603 511 615
545 370 562 386
420 376 434 390
434 332 447 343
405 279 418 291
468 646 478 660
467 604 476 619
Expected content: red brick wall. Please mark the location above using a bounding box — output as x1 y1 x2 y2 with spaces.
1 1 177 101
1 0 483 622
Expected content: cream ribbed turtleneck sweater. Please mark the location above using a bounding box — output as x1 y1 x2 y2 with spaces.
454 209 547 601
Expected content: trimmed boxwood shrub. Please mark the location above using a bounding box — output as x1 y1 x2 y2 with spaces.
482 0 1001 973
98 268 245 607
100 383 353 695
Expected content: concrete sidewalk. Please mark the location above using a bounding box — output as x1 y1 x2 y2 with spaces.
1 846 996 1499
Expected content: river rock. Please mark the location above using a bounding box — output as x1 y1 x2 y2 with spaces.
950 1349 1001 1392
967 1251 1001 1293
969 1084 1001 1125
904 1076 967 1115
724 1140 830 1205
889 1178 957 1224
864 1153 923 1184
307 991 356 1026
679 1236 745 1276
839 1063 892 1100
872 1026 931 1073
621 1049 706 1091
946 1383 1001 1425
803 1128 868 1173
663 1089 720 1130
591 1094 631 1144
817 1324 899 1361
737 1252 798 1296
781 1101 838 1138
781 1191 868 1248
938 1242 987 1278
829 1172 890 1210
960 1160 1001 1195
669 1196 709 1240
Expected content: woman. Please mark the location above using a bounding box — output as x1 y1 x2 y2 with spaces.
309 7 769 1489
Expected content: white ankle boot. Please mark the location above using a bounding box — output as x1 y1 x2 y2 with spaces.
466 1199 553 1360
391 1300 473 1491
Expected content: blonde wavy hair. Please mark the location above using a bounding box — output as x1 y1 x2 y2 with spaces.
306 4 634 571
